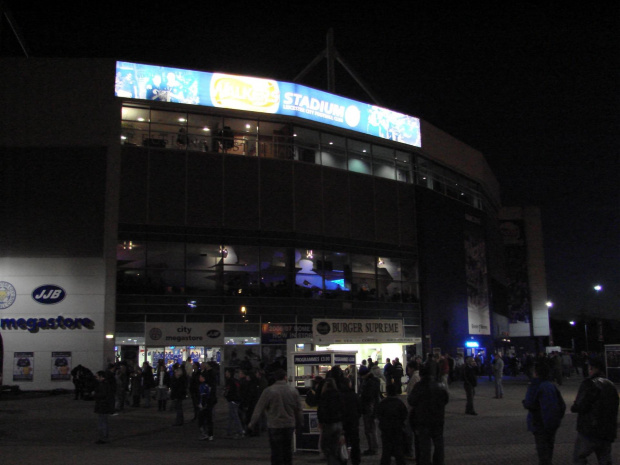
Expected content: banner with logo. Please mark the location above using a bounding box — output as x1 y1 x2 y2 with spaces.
116 62 422 148
51 351 72 381
145 322 224 346
13 352 34 381
261 323 313 344
312 319 405 344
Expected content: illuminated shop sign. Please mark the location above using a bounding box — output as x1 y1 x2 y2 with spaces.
145 322 225 346
0 316 94 333
116 61 422 148
313 318 405 344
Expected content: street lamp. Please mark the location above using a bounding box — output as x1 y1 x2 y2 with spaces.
569 320 589 353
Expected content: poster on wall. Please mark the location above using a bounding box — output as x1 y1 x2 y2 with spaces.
500 220 532 324
13 352 34 381
51 352 72 381
464 228 491 336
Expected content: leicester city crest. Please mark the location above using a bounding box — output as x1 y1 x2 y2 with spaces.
0 281 17 309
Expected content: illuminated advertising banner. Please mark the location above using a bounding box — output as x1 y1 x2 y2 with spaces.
116 61 421 148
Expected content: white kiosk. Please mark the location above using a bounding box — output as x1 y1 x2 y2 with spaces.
292 350 357 452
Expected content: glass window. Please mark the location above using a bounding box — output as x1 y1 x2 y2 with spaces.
395 150 412 183
372 145 395 180
221 245 259 296
295 248 323 297
146 269 186 294
348 139 371 174
350 254 376 300
323 251 350 298
147 242 185 269
186 243 222 270
187 113 221 152
260 247 290 296
378 256 400 302
117 240 146 268
320 133 347 170
121 106 150 146
149 110 188 149
186 270 219 295
221 117 258 156
401 258 419 303
293 127 320 164
117 269 148 294
258 121 295 159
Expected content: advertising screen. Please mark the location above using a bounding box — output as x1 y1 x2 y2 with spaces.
116 61 421 148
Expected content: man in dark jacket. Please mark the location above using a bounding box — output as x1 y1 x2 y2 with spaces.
360 371 381 456
376 383 408 465
463 356 478 415
522 360 566 465
571 357 619 465
338 377 362 465
408 366 449 465
94 370 115 444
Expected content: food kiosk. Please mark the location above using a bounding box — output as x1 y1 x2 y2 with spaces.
292 350 357 452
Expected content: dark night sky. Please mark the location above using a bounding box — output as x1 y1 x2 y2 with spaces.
3 1 618 321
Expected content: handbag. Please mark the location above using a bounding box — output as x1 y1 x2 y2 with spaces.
338 436 349 461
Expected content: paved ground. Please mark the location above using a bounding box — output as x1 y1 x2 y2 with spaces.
0 374 618 465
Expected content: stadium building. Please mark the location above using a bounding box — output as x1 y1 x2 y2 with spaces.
0 58 550 390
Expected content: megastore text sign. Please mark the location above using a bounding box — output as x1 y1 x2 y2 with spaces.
116 61 422 148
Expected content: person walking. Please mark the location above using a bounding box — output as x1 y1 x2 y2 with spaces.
522 360 566 465
360 371 381 456
170 364 187 426
408 365 449 465
317 377 346 465
248 369 303 465
376 383 408 465
392 357 404 394
492 353 505 399
464 356 478 415
338 377 362 465
404 360 421 460
198 363 218 441
141 361 155 408
224 368 245 438
94 370 115 444
155 359 170 412
189 361 201 421
571 357 619 465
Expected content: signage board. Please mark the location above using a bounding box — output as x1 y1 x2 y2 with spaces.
145 322 224 346
116 61 422 148
312 318 404 344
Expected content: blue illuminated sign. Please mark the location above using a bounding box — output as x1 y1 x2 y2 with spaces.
116 61 421 148
465 341 479 348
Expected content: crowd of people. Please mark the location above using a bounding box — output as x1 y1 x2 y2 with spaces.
87 349 618 465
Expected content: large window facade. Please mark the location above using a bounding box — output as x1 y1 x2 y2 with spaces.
121 105 487 210
117 240 419 303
